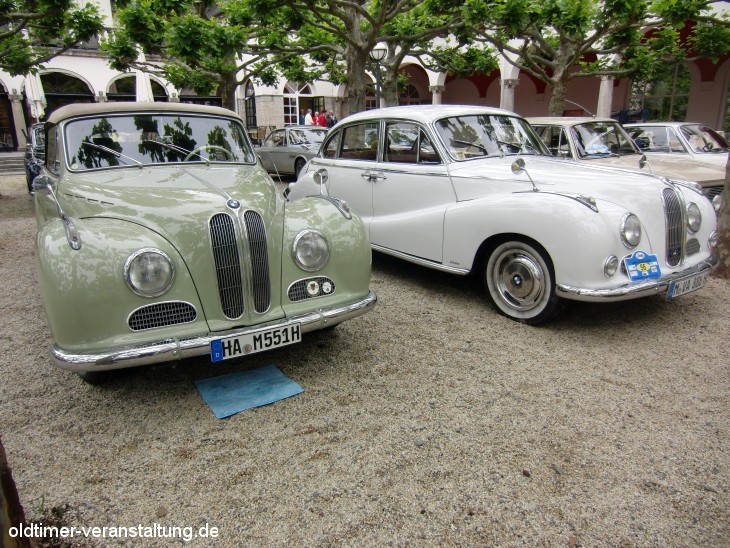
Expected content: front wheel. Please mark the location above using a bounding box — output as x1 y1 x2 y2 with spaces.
483 239 560 325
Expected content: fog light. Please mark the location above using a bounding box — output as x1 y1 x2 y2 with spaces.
709 231 719 250
604 255 619 278
712 194 723 216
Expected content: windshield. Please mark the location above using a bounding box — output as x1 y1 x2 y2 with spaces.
288 127 327 145
64 114 256 171
572 122 638 158
435 114 546 160
679 124 729 153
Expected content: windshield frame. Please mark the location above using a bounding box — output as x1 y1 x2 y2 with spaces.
434 114 548 162
62 112 257 172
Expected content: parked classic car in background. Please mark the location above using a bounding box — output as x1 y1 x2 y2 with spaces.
624 122 729 168
256 126 328 177
528 117 725 199
289 106 718 324
33 102 376 382
24 122 45 194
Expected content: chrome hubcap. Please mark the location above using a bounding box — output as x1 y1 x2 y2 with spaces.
494 251 545 310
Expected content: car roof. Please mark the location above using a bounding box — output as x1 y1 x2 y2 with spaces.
47 101 241 125
341 105 518 125
527 117 618 126
624 122 702 128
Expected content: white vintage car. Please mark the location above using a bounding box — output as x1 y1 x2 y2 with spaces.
289 106 719 324
624 122 729 168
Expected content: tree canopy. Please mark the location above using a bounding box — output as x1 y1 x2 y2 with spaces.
429 0 730 115
1 0 105 75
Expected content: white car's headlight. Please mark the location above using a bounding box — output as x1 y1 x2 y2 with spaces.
124 248 175 297
620 213 642 248
712 194 724 216
686 202 701 233
292 229 329 271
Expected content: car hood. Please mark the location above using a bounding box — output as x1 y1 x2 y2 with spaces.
58 164 280 229
574 152 724 184
447 155 690 210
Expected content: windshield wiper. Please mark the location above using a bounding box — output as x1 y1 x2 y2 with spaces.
81 141 142 167
143 139 210 165
453 139 488 155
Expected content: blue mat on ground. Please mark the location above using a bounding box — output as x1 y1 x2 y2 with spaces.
195 364 303 419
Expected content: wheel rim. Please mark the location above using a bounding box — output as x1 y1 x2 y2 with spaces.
492 248 545 312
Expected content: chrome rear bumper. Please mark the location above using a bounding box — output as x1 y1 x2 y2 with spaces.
51 291 377 372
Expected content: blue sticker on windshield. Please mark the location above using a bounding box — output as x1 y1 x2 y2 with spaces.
624 251 661 282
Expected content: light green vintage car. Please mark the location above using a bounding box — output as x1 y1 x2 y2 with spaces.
33 102 376 383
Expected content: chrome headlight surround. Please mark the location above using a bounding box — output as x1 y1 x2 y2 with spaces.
686 202 701 234
620 213 642 248
124 248 175 298
712 194 724 217
292 229 330 272
604 255 619 278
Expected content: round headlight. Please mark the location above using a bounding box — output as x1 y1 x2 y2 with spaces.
620 213 642 248
604 255 619 278
292 230 329 272
686 202 701 233
124 248 174 297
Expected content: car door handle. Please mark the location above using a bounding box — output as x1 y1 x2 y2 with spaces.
361 171 387 182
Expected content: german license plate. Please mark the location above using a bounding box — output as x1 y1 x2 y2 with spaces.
211 324 301 363
667 270 709 300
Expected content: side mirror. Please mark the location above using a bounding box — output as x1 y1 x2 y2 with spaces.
639 153 647 170
313 168 329 186
32 174 53 192
511 158 526 175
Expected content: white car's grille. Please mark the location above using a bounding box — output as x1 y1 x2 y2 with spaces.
662 188 684 267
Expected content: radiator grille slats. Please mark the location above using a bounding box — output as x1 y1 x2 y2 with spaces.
128 301 197 331
662 188 684 267
244 210 271 313
210 213 245 318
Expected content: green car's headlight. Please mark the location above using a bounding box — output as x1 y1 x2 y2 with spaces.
620 213 642 248
292 229 329 272
124 248 175 297
686 202 701 233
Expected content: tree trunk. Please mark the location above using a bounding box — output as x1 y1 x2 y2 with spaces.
713 154 730 278
381 65 399 108
343 46 369 115
219 73 238 112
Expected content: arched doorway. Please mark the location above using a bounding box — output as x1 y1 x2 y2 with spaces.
40 72 95 117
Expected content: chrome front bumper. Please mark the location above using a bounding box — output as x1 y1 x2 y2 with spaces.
51 291 377 372
556 258 716 302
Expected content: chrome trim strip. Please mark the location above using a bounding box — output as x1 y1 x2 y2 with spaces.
556 258 716 302
50 291 377 372
371 244 470 275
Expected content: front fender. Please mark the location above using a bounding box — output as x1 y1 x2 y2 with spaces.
282 196 371 316
36 217 207 353
443 192 638 289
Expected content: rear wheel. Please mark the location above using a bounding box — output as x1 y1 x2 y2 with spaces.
483 239 560 325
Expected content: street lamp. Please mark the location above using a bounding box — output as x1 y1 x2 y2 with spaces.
369 43 387 109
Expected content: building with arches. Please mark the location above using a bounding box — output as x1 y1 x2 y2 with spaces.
1 0 728 152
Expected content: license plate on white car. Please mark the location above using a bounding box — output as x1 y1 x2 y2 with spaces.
211 324 301 363
667 270 709 300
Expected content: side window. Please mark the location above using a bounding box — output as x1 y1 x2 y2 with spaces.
340 123 379 161
266 130 285 147
418 132 440 164
384 122 418 163
556 128 571 158
46 126 60 174
322 132 341 158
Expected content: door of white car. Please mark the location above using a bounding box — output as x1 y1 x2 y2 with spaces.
368 121 454 262
308 121 379 224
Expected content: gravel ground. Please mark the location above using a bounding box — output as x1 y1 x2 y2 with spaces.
1 173 728 547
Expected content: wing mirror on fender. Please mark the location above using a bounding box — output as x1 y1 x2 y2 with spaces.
511 158 539 192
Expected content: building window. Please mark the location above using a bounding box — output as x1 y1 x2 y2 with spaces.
365 83 377 110
399 84 423 106
630 63 691 122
